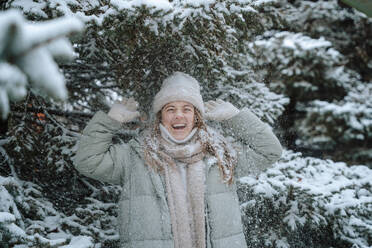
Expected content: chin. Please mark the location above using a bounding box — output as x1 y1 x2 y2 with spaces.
173 134 187 140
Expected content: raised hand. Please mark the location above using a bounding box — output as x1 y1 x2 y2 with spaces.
108 97 140 123
204 99 240 121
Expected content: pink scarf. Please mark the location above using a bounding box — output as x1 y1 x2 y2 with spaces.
145 126 206 248
160 128 206 248
143 124 237 248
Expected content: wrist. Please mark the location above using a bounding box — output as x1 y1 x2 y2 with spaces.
92 111 123 131
225 107 240 120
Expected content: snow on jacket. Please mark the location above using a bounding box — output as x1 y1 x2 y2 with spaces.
74 108 283 248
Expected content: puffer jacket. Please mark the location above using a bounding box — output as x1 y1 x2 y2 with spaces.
74 108 282 248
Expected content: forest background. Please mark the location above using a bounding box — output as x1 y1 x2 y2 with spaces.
0 0 371 247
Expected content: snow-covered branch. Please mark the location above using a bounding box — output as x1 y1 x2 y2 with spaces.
0 9 83 120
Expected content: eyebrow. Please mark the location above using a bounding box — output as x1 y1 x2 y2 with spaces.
164 104 193 109
164 105 175 109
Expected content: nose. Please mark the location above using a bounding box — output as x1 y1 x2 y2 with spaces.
174 110 184 119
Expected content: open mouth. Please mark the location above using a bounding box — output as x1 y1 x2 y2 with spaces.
172 124 186 130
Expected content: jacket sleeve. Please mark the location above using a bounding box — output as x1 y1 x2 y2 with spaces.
73 111 131 185
222 108 283 177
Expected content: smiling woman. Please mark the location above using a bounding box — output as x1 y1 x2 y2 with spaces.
160 101 195 141
74 71 283 248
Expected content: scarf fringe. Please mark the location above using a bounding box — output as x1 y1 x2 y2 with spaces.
143 126 236 184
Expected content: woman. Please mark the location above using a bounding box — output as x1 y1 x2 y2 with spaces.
74 72 282 248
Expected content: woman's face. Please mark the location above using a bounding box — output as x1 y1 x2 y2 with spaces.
161 101 195 140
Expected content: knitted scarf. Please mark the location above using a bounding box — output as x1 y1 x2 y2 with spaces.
144 126 206 248
143 124 237 248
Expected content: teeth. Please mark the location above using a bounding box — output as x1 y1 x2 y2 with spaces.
172 124 186 128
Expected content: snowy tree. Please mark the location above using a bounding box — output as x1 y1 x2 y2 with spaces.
297 82 372 164
238 150 372 248
1 1 371 248
245 0 372 165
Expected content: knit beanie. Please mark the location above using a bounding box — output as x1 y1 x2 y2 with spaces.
153 72 205 115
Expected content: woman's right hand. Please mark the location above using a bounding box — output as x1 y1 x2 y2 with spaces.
108 97 140 123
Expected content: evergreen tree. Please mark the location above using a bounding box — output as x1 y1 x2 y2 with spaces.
1 1 371 247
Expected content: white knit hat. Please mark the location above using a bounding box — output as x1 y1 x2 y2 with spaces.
153 72 205 115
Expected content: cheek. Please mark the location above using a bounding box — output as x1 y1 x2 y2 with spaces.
161 112 172 126
187 113 195 126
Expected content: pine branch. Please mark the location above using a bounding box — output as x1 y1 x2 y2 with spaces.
0 138 19 180
8 31 79 64
1 22 17 60
12 105 94 118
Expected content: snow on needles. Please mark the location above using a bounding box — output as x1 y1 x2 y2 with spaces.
239 150 372 248
0 9 83 120
111 0 172 11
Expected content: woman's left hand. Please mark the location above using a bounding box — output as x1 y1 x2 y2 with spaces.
205 99 240 121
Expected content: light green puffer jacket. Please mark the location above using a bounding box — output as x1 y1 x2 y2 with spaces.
74 108 282 248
